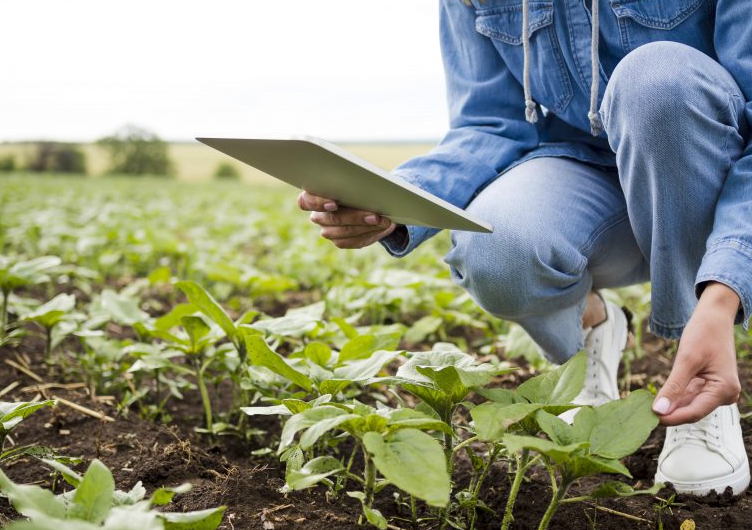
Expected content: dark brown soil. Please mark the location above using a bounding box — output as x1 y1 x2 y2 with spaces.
1 320 751 530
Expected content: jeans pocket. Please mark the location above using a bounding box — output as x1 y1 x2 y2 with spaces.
609 0 714 54
474 1 573 114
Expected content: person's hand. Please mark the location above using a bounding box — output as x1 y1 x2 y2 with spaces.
652 282 742 425
297 191 397 249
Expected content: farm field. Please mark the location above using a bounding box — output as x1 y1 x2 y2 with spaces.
1 171 751 530
0 141 437 182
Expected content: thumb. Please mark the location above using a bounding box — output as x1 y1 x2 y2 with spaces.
653 357 697 416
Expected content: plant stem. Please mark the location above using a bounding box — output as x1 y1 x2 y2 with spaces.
45 327 52 361
195 361 213 431
0 288 9 340
453 435 478 454
537 480 570 530
410 495 417 527
500 449 529 530
469 444 499 530
363 445 376 508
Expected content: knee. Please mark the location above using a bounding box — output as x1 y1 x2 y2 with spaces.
444 226 586 319
601 42 736 148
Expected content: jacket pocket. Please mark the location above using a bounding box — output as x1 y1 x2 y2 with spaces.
609 0 714 54
475 1 573 114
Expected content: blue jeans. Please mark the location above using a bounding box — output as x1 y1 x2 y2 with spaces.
444 42 749 363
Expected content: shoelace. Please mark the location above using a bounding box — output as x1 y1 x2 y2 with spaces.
671 411 722 448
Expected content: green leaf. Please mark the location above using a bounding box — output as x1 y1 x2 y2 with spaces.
475 388 524 405
303 342 332 366
471 403 543 441
98 289 149 326
279 406 357 451
534 409 577 446
41 457 82 487
181 315 211 350
589 480 664 499
339 332 401 362
103 507 164 530
517 351 587 405
71 459 115 523
150 483 192 506
501 434 587 464
154 303 198 330
589 390 659 459
176 281 237 346
363 429 450 507
22 293 75 329
285 456 344 490
161 506 227 530
332 350 400 381
0 400 55 434
362 506 388 530
403 315 443 344
568 455 632 478
0 468 66 519
245 335 312 391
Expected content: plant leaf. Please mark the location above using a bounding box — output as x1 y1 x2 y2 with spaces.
245 335 312 392
517 351 586 404
71 459 115 523
285 456 344 490
471 403 543 441
589 480 664 499
589 390 659 459
363 429 450 507
161 506 227 530
501 434 587 464
176 281 237 346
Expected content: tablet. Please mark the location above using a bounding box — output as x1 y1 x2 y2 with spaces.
196 136 493 233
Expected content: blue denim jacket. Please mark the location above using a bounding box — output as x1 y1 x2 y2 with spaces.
382 0 752 257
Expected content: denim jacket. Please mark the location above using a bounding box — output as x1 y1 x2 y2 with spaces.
382 0 752 257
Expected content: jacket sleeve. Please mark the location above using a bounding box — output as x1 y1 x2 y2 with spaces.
694 0 752 326
380 0 539 257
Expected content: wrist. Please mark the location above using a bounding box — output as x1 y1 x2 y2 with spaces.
698 281 741 319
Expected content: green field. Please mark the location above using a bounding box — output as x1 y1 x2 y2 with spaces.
0 141 436 182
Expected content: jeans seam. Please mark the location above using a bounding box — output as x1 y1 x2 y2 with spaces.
578 210 630 258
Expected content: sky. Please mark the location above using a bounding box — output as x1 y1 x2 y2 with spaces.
0 0 447 143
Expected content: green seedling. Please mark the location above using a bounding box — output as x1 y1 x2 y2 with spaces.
0 400 55 462
22 293 76 360
0 458 226 530
370 344 516 473
0 255 61 342
469 352 586 530
501 390 661 530
275 400 452 527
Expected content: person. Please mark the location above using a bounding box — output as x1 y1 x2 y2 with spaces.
298 0 751 496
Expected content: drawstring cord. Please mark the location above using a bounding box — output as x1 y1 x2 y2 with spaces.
521 0 538 124
588 0 603 136
520 0 602 136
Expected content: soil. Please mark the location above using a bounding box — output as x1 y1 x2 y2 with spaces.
1 316 751 530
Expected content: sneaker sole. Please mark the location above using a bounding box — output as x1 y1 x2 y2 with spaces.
655 462 751 496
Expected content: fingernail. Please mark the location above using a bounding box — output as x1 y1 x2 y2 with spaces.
653 396 671 415
364 215 378 225
324 202 338 212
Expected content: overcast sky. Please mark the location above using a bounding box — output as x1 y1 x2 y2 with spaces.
0 0 446 142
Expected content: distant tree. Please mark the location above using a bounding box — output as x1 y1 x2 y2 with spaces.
97 125 174 177
0 155 15 172
214 161 241 180
27 142 87 174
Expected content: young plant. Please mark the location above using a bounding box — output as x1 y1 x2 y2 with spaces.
22 293 76 361
0 400 55 462
370 344 516 472
501 390 661 530
0 458 226 530
468 352 586 530
0 255 61 342
273 400 452 528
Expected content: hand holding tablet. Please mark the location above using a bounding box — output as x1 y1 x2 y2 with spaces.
196 136 493 235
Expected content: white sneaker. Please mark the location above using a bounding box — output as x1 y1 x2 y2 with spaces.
559 298 628 423
655 404 750 496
